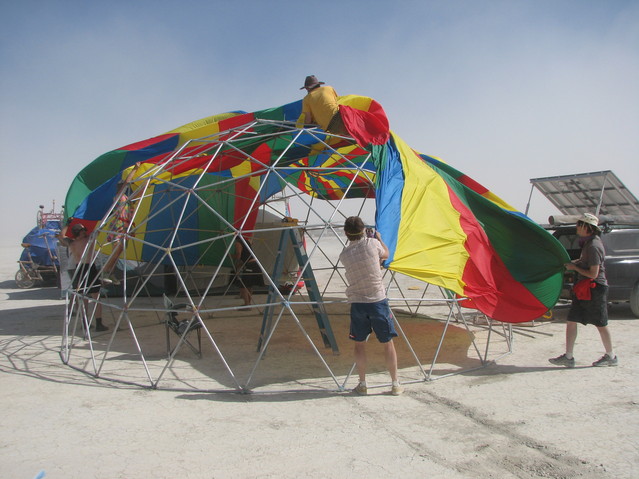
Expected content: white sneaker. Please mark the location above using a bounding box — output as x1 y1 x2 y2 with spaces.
391 385 404 396
353 383 367 395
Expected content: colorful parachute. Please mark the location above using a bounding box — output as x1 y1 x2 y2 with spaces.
64 94 568 322
372 136 568 321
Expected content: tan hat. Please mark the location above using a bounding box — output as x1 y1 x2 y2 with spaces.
578 213 601 231
300 75 325 90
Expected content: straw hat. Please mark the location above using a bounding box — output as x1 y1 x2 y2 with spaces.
578 213 601 231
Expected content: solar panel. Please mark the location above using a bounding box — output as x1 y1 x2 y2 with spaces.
530 170 639 217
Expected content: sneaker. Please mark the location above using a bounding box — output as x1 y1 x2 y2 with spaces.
353 383 367 395
95 323 109 332
548 353 575 368
101 273 120 285
592 354 618 367
391 385 404 396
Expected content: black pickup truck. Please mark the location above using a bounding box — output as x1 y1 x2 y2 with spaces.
547 221 639 317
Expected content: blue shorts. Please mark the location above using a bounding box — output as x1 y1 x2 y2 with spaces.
349 299 398 343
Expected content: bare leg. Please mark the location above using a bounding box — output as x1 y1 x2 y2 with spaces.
384 340 399 382
104 241 123 273
239 287 251 306
566 321 578 357
91 292 102 319
354 341 367 383
91 292 107 331
596 325 614 355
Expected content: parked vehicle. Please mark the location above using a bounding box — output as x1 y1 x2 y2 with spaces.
528 170 639 318
15 204 63 289
546 219 639 317
16 224 60 288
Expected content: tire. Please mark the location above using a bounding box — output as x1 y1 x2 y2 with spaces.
15 270 36 289
631 282 639 318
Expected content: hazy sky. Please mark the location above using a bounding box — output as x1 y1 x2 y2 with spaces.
1 0 638 247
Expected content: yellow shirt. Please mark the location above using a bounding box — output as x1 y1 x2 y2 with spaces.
301 86 339 130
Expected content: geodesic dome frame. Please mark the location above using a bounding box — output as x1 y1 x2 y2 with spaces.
61 120 513 393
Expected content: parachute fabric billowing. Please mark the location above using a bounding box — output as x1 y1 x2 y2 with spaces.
64 94 568 322
371 133 568 322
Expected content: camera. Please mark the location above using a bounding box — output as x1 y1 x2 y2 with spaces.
365 227 375 238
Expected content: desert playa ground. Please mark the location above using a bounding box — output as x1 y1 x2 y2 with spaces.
1 243 637 479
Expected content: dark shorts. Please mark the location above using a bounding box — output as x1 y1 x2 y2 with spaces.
349 299 398 343
72 264 101 294
567 282 608 327
326 110 346 135
234 261 264 289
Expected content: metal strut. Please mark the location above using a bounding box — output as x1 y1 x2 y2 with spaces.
259 227 339 354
